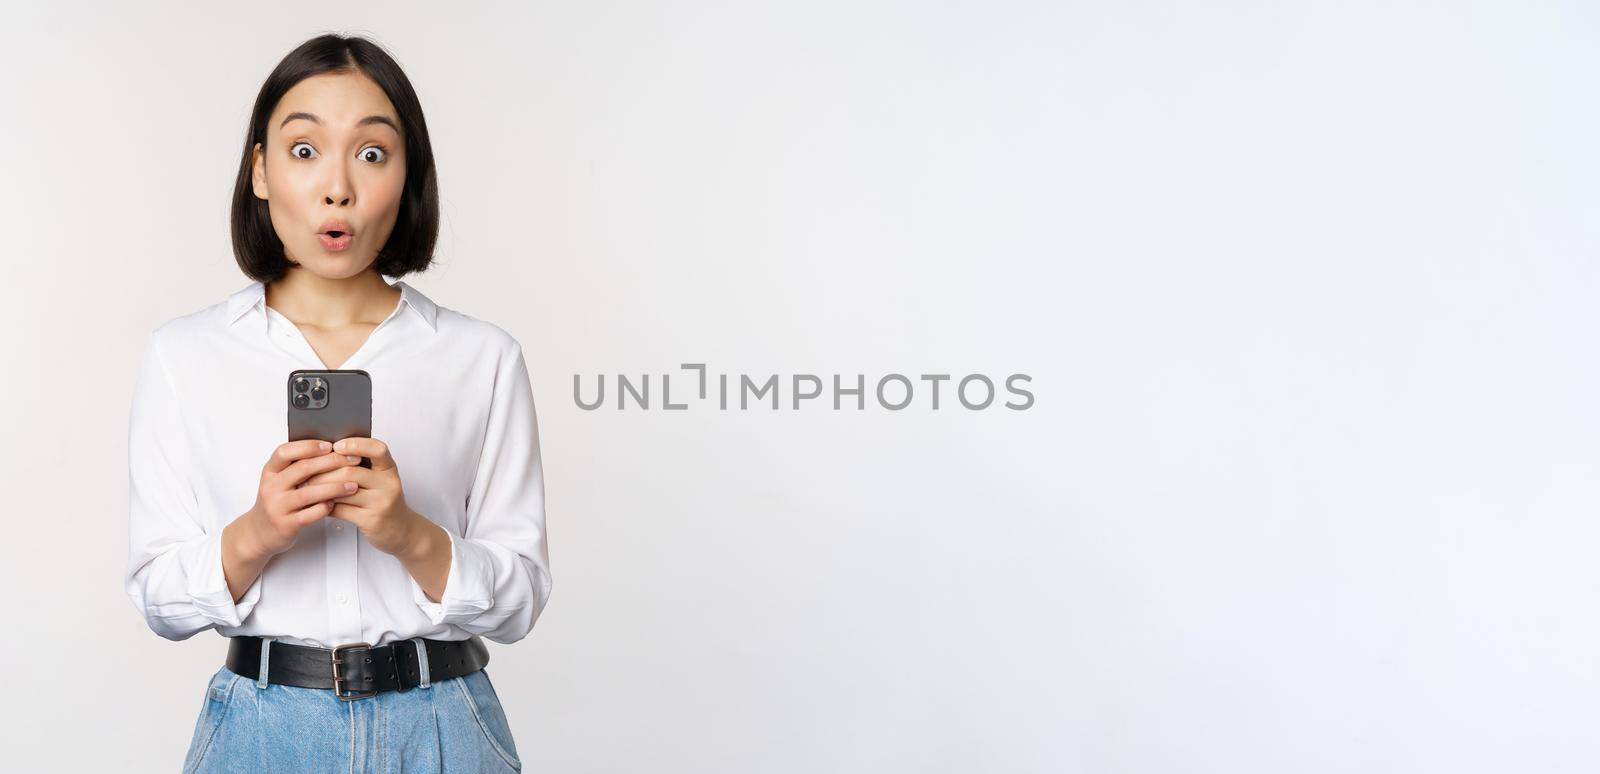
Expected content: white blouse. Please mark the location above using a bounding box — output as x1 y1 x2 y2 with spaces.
124 278 552 648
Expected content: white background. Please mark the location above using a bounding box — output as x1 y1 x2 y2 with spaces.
2 1 1596 771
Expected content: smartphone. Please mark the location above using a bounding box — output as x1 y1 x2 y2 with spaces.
287 369 373 469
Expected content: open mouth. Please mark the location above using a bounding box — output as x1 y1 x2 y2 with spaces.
318 230 354 251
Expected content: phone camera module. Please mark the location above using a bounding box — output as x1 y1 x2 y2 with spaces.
290 375 330 409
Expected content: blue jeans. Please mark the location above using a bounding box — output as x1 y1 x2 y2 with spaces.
182 661 523 773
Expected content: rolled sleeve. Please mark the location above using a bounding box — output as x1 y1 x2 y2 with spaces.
124 329 262 641
409 527 493 625
411 340 553 643
186 529 264 627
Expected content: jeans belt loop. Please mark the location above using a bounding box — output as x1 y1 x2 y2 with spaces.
410 637 432 689
256 637 275 689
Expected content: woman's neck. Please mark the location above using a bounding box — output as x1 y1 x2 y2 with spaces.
264 268 401 328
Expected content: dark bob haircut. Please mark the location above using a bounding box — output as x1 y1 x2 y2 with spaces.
230 34 439 283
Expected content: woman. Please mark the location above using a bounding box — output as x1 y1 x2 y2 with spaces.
124 34 551 773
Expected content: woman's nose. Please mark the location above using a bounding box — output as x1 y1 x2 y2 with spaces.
322 161 353 206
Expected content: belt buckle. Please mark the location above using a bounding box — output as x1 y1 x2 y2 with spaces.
331 641 377 701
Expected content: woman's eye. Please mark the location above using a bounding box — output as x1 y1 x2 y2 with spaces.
290 142 318 160
359 146 388 164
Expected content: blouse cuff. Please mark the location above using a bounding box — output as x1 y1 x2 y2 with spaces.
184 529 263 629
410 528 494 626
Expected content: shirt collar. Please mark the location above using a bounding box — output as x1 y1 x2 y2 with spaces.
226 277 439 332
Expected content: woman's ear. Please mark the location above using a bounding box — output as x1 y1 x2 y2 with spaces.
251 142 269 200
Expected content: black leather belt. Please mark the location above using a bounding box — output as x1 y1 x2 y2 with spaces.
225 635 490 700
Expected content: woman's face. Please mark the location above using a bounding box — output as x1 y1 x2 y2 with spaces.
251 71 407 279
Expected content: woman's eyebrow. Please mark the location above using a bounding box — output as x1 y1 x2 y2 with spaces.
279 111 401 133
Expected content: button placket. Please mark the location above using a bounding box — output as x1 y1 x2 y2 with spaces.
325 516 363 644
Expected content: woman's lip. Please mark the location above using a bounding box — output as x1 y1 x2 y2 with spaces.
318 233 354 251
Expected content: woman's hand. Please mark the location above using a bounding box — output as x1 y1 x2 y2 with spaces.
243 439 364 559
303 437 429 559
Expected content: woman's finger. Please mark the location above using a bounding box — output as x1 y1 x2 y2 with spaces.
286 480 358 511
264 439 335 475
301 462 379 491
330 488 372 508
288 498 334 526
279 451 363 490
333 437 395 471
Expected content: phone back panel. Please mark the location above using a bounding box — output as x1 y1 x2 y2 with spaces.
287 369 373 468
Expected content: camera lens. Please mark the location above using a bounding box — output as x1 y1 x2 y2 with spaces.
293 393 309 409
310 387 326 401
294 378 309 393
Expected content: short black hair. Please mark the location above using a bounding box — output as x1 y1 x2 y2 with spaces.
230 34 439 283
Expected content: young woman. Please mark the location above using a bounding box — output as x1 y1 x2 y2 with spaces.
124 34 551 772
